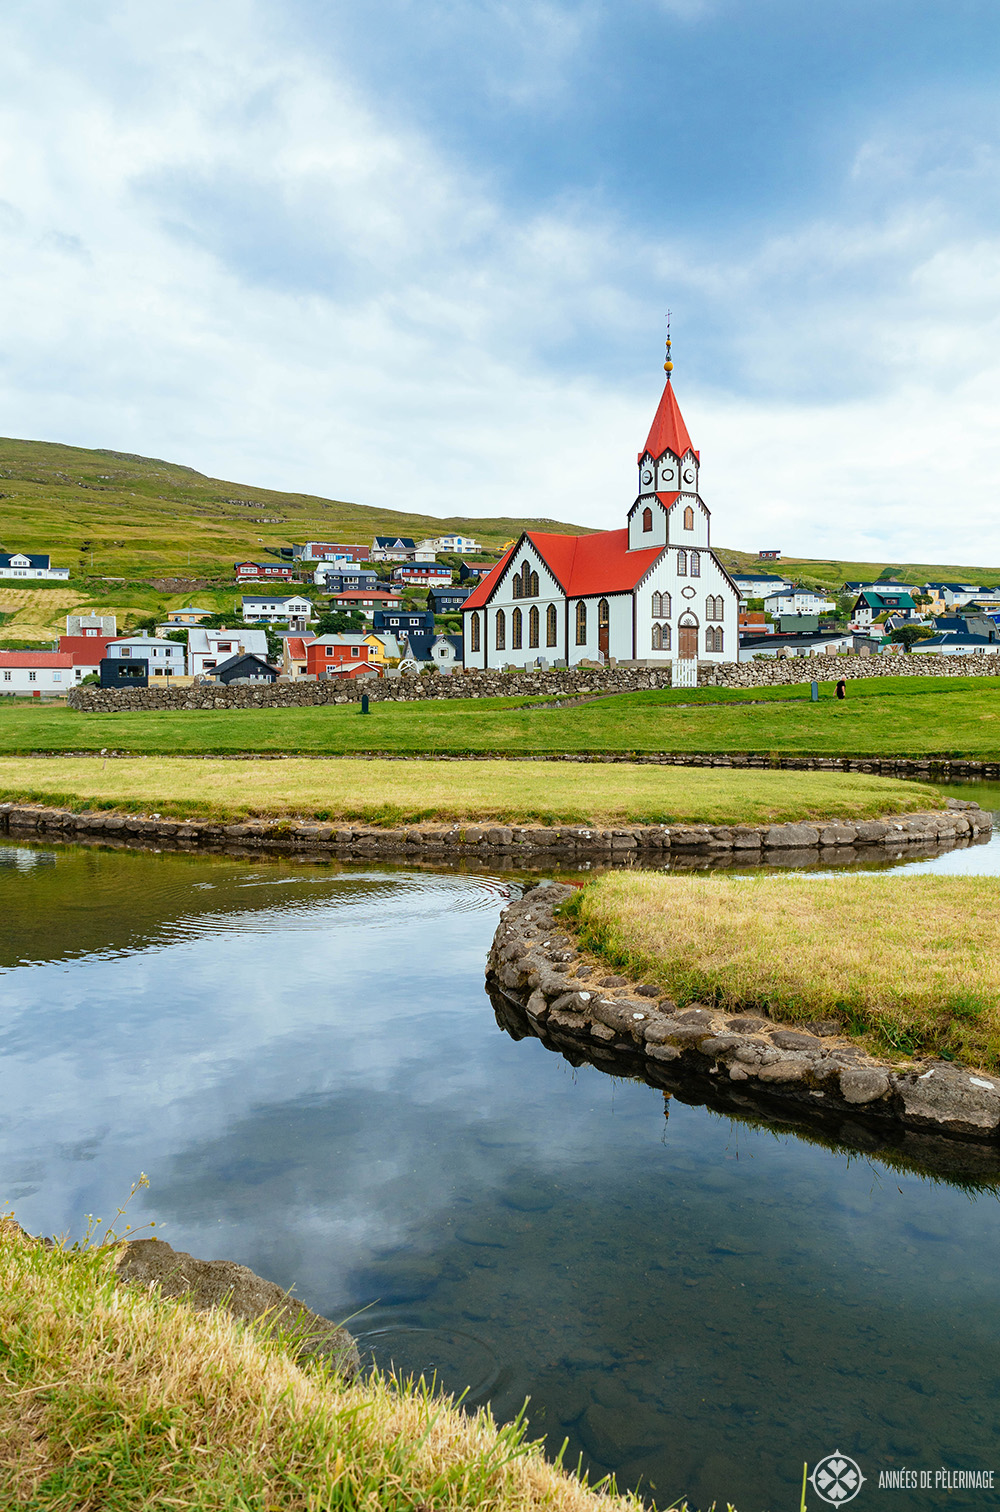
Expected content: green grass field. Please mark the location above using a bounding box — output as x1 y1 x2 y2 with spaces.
0 435 591 583
564 872 1000 1069
2 675 1000 758
0 757 943 827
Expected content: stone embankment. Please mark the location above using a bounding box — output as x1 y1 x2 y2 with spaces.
0 799 988 862
489 883 1000 1144
66 650 1000 713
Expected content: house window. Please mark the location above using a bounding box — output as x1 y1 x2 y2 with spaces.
470 612 481 653
204 660 217 669
2 671 9 681
28 672 36 682
529 605 539 648
496 609 506 650
690 552 701 577
352 647 360 657
53 672 62 682
120 647 131 656
575 601 587 645
327 647 335 657
642 506 653 533
677 551 687 576
546 603 557 647
684 506 694 530
512 607 523 648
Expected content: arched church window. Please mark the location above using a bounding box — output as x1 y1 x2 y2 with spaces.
529 605 539 648
512 607 523 649
690 551 701 577
683 506 694 530
529 570 539 597
470 612 480 653
575 601 587 645
661 621 671 650
652 592 661 617
598 599 610 628
677 550 687 576
546 603 558 647
511 572 521 599
495 609 505 650
652 591 671 618
652 623 661 650
642 506 653 533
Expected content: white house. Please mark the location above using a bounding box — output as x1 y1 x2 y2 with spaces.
0 552 70 581
763 588 836 616
462 349 740 669
188 627 269 676
66 613 117 637
240 594 314 626
0 651 74 692
731 572 792 600
105 635 187 675
416 535 482 555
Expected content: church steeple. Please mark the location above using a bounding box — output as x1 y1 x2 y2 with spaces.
628 329 707 551
639 327 695 464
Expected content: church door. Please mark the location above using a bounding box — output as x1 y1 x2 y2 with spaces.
679 615 698 659
598 599 610 659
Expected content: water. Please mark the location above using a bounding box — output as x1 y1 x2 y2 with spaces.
3 828 1000 1510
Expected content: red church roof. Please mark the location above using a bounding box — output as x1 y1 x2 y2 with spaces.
462 530 663 609
640 377 694 462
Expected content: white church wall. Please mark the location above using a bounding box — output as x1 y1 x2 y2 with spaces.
627 496 668 552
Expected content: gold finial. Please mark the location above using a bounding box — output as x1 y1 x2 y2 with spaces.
663 310 674 377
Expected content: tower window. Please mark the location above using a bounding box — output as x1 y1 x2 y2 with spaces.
575 601 587 645
529 605 539 647
512 607 523 648
495 609 506 650
642 506 652 533
546 603 558 646
683 506 694 530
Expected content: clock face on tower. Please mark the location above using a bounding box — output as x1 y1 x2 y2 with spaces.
641 468 653 485
682 466 696 484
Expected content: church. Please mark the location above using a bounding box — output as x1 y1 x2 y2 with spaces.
461 340 740 672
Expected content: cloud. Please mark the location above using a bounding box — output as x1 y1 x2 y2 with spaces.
1 0 1000 560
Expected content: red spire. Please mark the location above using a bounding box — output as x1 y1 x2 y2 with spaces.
641 377 694 462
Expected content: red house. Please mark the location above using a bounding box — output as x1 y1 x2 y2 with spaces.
305 636 372 676
235 561 296 581
57 635 115 678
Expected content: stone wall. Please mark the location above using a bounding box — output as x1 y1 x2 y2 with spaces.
0 798 989 862
65 650 1000 712
489 883 1000 1144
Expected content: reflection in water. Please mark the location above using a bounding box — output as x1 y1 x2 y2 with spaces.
2 839 1000 1510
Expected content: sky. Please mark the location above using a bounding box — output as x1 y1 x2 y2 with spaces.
2 0 1000 561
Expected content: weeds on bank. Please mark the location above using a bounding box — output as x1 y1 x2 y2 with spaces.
0 1216 661 1512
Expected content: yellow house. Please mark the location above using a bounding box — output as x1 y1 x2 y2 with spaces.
364 631 403 666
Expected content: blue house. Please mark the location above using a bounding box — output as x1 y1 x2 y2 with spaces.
373 609 434 634
428 585 475 614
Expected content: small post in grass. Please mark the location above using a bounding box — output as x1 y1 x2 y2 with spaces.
810 680 819 702
360 693 370 715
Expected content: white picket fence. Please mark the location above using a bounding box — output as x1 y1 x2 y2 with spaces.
670 657 699 688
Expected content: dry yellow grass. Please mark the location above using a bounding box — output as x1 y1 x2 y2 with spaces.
0 588 87 638
0 1220 665 1512
565 872 1000 1067
0 755 945 828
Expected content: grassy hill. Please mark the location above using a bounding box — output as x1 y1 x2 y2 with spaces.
714 548 1000 596
1 433 998 641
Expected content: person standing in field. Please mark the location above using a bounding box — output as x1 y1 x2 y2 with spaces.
836 678 847 700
